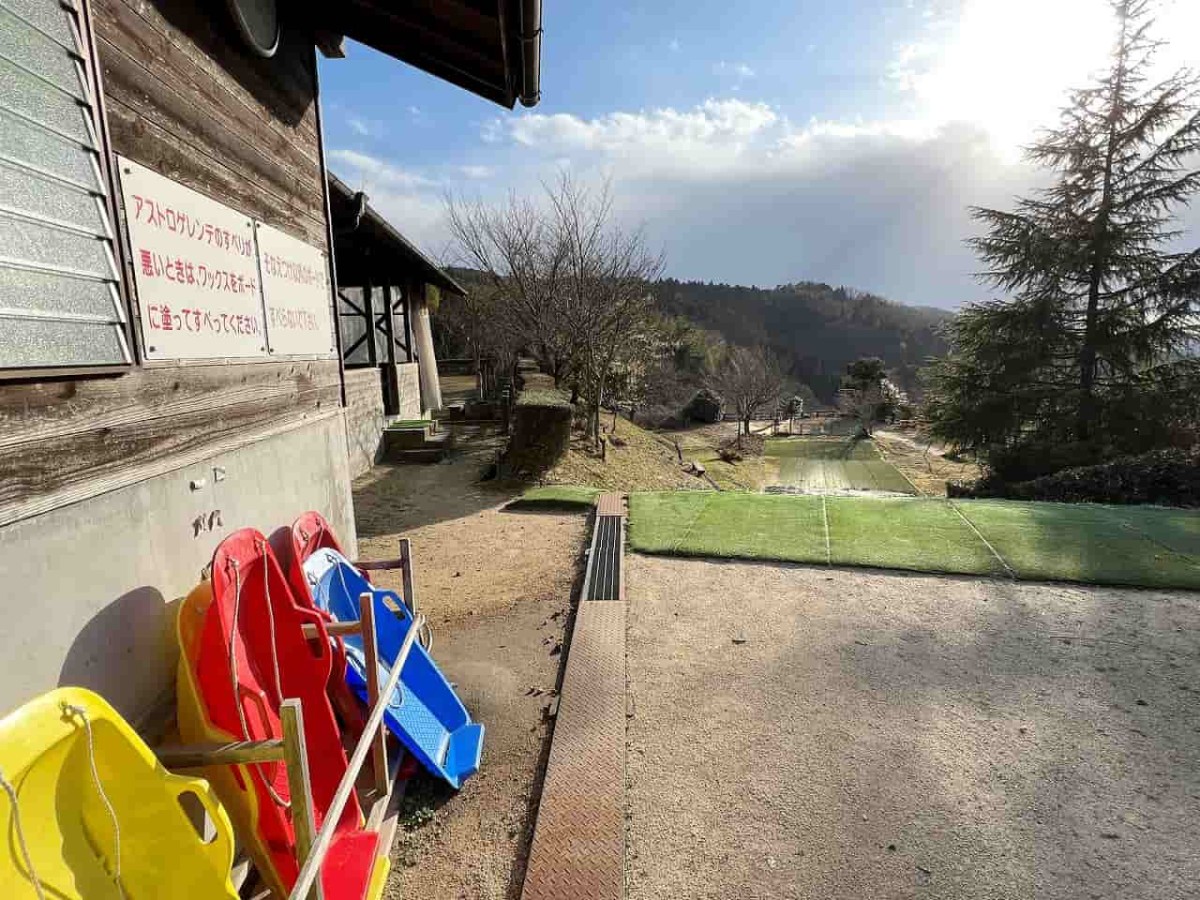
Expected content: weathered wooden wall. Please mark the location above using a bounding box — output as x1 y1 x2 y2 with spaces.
0 0 338 528
95 0 326 245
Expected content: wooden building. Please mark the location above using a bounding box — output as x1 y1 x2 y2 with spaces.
0 0 540 724
329 174 468 475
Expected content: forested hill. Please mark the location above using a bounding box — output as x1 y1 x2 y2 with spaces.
654 279 953 402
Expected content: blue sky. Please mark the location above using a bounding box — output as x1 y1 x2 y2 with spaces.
318 0 1198 310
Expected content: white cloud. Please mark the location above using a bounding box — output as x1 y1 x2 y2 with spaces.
497 99 780 177
334 0 1199 307
328 149 434 190
480 98 1038 304
459 164 494 179
347 117 373 137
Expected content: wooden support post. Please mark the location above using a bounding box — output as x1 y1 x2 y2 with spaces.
399 538 416 615
156 740 284 769
289 615 424 900
359 593 391 800
281 699 324 900
301 620 360 639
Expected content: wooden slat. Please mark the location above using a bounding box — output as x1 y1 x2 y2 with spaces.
0 362 340 525
281 699 324 900
301 620 361 639
288 615 423 900
155 739 284 768
104 98 326 248
95 0 320 170
99 46 324 241
94 0 319 142
359 594 391 800
0 406 341 528
0 360 340 449
399 538 416 611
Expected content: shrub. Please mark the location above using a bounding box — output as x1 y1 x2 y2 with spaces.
958 447 1200 506
506 389 573 476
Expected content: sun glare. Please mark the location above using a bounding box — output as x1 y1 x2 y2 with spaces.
909 0 1198 159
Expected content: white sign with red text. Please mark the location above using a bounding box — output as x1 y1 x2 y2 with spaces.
118 156 266 360
255 222 335 358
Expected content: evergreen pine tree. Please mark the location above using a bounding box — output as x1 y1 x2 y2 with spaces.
927 0 1200 474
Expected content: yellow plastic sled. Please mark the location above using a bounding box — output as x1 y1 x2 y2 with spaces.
0 687 239 898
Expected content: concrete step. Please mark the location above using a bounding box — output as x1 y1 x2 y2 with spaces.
387 447 447 464
383 427 432 451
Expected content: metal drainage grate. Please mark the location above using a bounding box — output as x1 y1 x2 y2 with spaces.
584 515 623 601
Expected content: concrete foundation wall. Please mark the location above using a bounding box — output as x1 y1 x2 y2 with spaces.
344 368 387 479
0 414 355 726
396 362 421 419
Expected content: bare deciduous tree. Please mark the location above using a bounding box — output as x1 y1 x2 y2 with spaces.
545 174 664 443
709 345 788 445
446 174 663 447
444 190 572 381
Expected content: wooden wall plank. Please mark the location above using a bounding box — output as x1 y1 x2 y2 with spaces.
0 361 341 523
103 98 325 247
94 0 326 246
97 0 320 171
100 47 324 242
0 2 343 526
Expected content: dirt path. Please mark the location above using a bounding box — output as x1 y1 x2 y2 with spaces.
352 427 589 899
626 554 1200 900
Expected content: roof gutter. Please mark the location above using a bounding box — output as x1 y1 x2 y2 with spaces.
518 0 542 107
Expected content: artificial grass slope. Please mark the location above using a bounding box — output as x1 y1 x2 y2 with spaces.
955 500 1200 590
629 492 827 563
827 497 1003 576
628 492 1200 590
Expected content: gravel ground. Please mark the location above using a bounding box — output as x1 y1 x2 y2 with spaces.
626 555 1200 900
353 429 588 899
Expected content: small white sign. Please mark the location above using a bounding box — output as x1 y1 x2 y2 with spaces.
256 222 335 357
119 157 266 360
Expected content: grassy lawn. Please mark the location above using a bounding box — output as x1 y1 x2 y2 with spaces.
508 485 600 510
955 500 1200 589
628 491 1200 590
827 497 1005 576
627 492 827 563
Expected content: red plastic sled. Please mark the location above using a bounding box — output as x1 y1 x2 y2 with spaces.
175 528 382 900
278 513 365 737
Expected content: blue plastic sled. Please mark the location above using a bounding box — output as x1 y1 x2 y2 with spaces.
303 548 484 789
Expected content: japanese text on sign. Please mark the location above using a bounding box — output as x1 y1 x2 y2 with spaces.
119 157 265 360
256 222 335 357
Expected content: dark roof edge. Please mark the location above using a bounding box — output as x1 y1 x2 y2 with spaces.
329 172 466 297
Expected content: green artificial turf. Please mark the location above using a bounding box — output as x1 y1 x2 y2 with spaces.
954 500 1200 590
627 492 827 563
766 437 915 494
627 491 1200 590
826 497 1005 576
508 485 601 510
765 436 880 460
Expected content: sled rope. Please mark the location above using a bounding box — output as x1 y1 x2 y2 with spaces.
62 703 125 899
0 767 46 900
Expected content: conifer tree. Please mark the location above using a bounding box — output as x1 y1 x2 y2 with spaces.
927 0 1200 471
